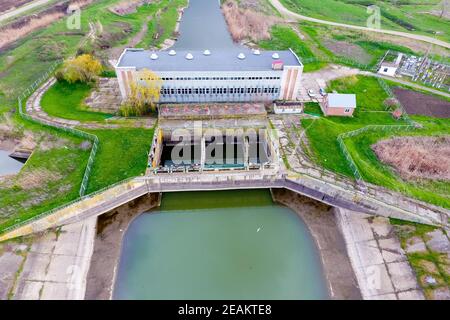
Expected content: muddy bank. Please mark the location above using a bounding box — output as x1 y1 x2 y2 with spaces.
85 192 160 300
271 188 362 300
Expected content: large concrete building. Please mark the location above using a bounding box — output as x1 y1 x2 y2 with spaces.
115 48 303 103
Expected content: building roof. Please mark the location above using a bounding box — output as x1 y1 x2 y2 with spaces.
116 48 302 71
327 93 357 108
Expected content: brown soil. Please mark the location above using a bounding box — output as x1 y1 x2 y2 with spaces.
393 88 450 118
372 136 450 181
322 39 372 64
0 0 33 13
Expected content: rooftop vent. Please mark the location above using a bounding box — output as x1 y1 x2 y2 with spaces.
185 53 193 60
203 49 211 56
253 49 261 55
150 53 158 60
237 53 246 60
272 53 280 59
168 50 176 56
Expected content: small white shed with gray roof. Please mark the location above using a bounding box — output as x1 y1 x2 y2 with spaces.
323 93 357 116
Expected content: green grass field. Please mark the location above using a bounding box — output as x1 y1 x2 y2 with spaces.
137 0 187 48
344 118 450 208
301 75 450 208
303 102 322 116
280 0 450 42
298 22 438 70
40 80 155 193
41 80 112 121
85 128 154 193
0 0 186 110
259 25 327 72
0 123 90 230
301 76 395 176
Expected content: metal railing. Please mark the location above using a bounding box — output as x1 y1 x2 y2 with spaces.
0 176 138 234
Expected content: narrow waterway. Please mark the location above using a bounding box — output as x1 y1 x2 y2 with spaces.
0 150 23 176
173 0 237 50
114 190 329 299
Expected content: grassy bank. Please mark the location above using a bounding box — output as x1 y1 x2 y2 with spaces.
301 75 449 208
0 122 90 230
85 127 153 193
301 76 395 176
259 25 326 72
280 0 450 42
137 0 187 48
297 21 450 71
344 118 450 208
41 80 112 121
0 120 154 231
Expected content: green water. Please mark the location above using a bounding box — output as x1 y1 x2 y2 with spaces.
113 190 329 300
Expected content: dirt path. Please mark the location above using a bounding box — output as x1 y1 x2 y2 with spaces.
0 0 52 24
107 15 153 63
269 0 450 49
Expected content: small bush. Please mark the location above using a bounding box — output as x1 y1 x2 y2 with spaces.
57 54 103 84
101 70 117 78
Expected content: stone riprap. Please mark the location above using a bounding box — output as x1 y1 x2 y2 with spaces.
337 209 424 300
11 217 96 300
85 78 122 114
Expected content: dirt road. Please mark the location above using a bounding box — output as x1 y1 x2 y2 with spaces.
0 0 52 24
269 0 450 49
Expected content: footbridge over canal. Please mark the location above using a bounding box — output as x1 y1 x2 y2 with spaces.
1 171 449 242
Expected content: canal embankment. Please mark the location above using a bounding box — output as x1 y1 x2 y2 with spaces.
85 193 160 300
0 216 96 300
336 208 425 300
271 188 362 299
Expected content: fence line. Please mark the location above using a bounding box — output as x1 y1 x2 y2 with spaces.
0 176 138 234
337 123 418 189
16 60 100 198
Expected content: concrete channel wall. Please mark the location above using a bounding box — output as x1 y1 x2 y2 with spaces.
1 171 449 242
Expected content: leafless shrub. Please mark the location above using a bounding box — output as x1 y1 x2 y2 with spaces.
221 0 279 43
372 136 450 181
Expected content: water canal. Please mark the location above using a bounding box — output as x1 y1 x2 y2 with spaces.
172 0 237 50
113 190 329 299
113 0 330 300
0 150 24 176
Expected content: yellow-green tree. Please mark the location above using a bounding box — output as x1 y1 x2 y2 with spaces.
58 54 103 84
123 69 162 116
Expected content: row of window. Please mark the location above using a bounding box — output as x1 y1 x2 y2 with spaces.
160 87 280 95
158 76 282 81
